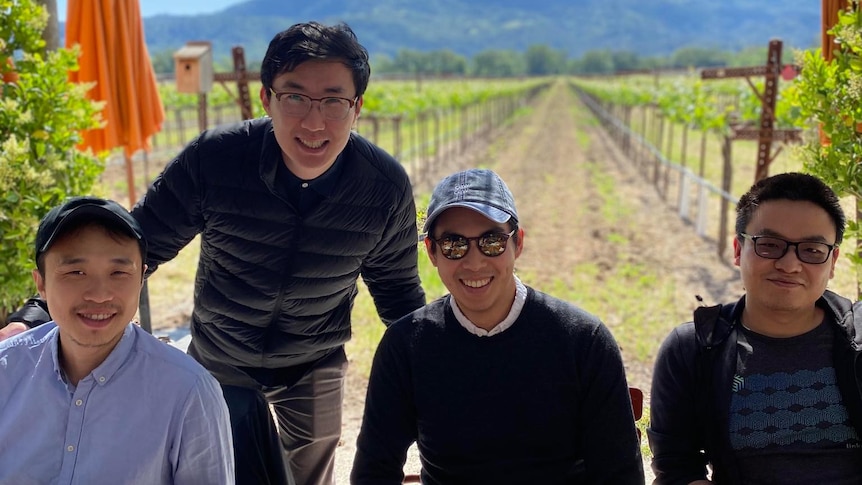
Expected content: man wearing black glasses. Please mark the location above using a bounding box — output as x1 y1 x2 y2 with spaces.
649 172 862 484
4 21 425 485
352 169 644 484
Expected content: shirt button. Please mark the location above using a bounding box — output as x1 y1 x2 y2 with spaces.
67 445 74 452
75 399 83 406
98 376 106 383
301 182 309 188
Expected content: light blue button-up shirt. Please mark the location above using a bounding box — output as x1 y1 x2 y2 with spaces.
0 322 234 484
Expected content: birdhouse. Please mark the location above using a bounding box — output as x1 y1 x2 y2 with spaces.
173 42 213 94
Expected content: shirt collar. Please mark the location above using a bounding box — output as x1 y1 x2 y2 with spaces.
452 275 527 337
51 323 137 387
282 152 343 198
260 121 347 200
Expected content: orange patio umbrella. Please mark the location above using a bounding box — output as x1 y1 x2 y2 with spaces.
65 0 165 207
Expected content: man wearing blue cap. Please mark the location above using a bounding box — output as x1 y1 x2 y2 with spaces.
0 196 234 484
351 169 643 484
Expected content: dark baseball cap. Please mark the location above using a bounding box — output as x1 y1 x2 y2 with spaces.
423 169 518 233
35 196 146 261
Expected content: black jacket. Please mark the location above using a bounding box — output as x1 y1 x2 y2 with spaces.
13 118 426 386
648 290 862 484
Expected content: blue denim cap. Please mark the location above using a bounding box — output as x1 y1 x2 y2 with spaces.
423 169 518 233
35 196 147 261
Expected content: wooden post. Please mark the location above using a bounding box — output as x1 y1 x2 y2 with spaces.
823 0 851 63
460 106 468 154
39 0 60 50
434 110 440 174
623 107 632 155
701 40 801 184
677 125 688 209
232 46 253 120
718 136 733 258
754 40 782 182
197 92 208 133
664 119 673 199
124 154 136 208
212 45 262 121
696 131 708 233
394 116 403 160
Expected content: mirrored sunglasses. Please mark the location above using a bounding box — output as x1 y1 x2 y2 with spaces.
433 229 516 260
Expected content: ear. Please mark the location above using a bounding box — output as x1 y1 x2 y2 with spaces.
260 86 272 116
32 269 47 300
353 96 363 124
733 236 742 267
513 227 525 259
424 237 439 267
830 247 840 279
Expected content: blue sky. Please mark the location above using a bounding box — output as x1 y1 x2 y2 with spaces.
54 0 243 22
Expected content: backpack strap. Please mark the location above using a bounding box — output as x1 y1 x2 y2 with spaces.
842 299 862 435
692 300 740 466
851 300 862 349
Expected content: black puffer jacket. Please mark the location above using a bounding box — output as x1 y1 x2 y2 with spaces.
133 118 426 385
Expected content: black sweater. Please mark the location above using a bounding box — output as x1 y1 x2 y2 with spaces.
352 288 644 485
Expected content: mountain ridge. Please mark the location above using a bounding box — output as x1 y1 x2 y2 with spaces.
135 1 822 63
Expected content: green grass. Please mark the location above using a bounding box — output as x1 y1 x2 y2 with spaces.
639 407 651 459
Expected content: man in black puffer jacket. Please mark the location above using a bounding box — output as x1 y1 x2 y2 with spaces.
5 21 426 485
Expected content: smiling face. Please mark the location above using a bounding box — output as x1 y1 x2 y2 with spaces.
34 223 144 367
261 59 362 180
425 207 524 330
734 199 839 333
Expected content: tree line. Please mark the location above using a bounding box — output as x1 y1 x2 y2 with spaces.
150 43 799 78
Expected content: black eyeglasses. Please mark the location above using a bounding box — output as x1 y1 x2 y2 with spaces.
739 233 836 264
269 90 358 120
432 230 516 260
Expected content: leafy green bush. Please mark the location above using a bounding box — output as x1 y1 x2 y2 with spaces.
789 6 862 292
0 0 104 317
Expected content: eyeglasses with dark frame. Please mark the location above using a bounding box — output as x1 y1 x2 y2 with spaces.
269 89 358 120
431 229 516 260
739 233 837 264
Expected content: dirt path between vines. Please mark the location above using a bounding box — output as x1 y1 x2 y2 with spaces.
333 80 745 482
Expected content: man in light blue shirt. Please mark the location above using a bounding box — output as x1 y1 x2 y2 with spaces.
0 196 234 484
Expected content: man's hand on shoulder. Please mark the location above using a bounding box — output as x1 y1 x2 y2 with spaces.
0 322 29 341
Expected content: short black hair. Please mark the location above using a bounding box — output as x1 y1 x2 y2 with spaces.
260 21 371 99
735 172 845 244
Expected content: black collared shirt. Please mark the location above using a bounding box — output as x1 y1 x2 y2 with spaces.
277 154 344 215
